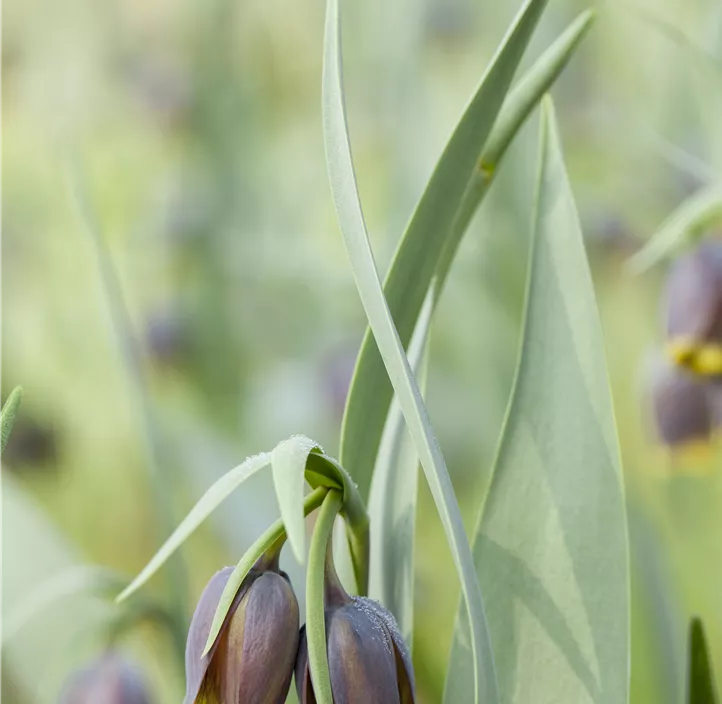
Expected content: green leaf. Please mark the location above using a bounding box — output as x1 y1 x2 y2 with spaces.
445 97 629 702
627 183 722 273
271 435 321 563
322 1 498 701
367 293 431 645
1 386 23 455
687 618 719 704
340 4 594 502
116 452 271 602
437 9 596 288
269 436 371 591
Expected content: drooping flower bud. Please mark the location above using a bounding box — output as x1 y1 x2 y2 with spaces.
185 556 300 704
665 240 722 376
58 653 150 704
295 550 415 703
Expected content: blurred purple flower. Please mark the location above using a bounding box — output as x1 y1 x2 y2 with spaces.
58 653 150 704
665 240 722 376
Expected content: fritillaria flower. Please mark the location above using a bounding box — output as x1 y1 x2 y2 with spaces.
295 552 414 703
184 556 299 704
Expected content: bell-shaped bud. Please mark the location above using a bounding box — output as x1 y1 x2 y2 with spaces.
650 359 714 447
295 552 414 703
185 556 300 704
665 241 722 376
58 652 150 704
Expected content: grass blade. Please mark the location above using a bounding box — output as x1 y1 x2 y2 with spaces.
340 5 593 502
117 452 271 602
323 2 498 701
1 386 23 455
367 293 431 645
627 183 722 273
688 618 720 704
271 435 321 563
445 98 629 702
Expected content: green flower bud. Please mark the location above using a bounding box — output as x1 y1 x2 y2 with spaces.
295 596 415 703
665 241 722 376
59 653 150 704
185 559 300 704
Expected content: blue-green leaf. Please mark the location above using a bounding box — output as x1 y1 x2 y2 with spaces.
271 435 321 563
340 4 593 502
322 1 498 701
687 618 719 704
117 452 271 602
367 293 431 645
445 98 629 703
627 183 722 273
1 386 23 455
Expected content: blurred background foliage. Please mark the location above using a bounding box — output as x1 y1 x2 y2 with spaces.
3 0 722 701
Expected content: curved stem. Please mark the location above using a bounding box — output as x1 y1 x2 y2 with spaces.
324 536 351 608
306 452 370 595
306 490 343 704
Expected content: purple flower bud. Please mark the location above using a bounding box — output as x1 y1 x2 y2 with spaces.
185 562 299 704
58 653 150 704
665 241 722 376
295 596 415 704
650 360 714 447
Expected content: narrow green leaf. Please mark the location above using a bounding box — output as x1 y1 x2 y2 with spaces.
1 386 23 455
688 618 719 704
367 293 431 645
306 490 343 704
322 2 498 701
116 452 271 602
271 435 321 563
203 486 329 656
340 5 593 502
445 97 629 702
436 9 596 288
627 183 722 273
3 566 125 644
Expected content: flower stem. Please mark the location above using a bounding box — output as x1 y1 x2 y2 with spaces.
306 452 370 594
306 489 343 704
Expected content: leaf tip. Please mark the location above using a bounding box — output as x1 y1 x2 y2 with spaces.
115 583 135 604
